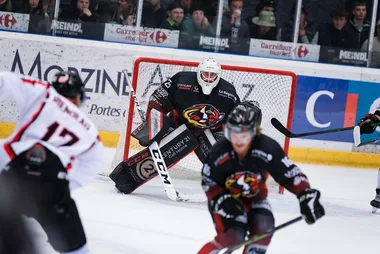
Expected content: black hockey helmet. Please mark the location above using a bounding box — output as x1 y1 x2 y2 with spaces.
51 71 85 103
224 101 262 142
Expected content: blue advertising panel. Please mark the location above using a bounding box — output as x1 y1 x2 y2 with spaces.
292 76 352 142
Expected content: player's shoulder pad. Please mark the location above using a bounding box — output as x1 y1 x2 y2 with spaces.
252 134 284 157
216 78 239 103
207 137 232 161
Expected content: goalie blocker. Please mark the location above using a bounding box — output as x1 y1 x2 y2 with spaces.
110 123 217 194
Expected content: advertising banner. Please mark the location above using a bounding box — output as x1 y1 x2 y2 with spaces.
0 11 29 32
249 39 320 61
51 20 105 40
292 76 353 142
319 46 368 67
0 38 134 132
104 24 179 48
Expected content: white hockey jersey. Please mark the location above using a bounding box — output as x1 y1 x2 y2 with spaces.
0 71 104 190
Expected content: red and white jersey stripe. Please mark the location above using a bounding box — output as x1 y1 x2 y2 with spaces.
0 71 104 189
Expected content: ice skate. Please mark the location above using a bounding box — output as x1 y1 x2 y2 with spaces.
370 189 380 214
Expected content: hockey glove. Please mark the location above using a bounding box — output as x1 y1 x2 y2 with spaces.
298 188 325 225
358 111 380 134
212 193 246 219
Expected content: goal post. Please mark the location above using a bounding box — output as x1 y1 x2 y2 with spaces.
110 57 297 187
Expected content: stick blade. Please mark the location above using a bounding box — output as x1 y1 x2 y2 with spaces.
271 118 294 137
353 126 361 147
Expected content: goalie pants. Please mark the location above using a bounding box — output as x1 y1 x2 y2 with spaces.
0 147 87 253
198 199 275 254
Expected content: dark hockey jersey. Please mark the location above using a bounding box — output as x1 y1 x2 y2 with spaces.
201 133 311 202
147 71 240 137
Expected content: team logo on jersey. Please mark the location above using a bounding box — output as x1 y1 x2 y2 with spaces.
183 104 225 128
225 171 261 198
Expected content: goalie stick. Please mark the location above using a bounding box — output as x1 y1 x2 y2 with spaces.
149 141 206 202
217 216 303 254
122 69 146 122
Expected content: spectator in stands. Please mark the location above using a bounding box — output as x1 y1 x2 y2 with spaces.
246 0 277 39
317 8 355 49
361 19 380 67
59 0 97 22
142 0 166 28
161 1 184 30
250 10 277 40
97 1 119 24
117 0 136 26
42 0 55 19
16 0 44 15
180 0 191 20
218 0 250 42
0 0 12 12
181 3 215 48
347 1 370 49
281 6 318 44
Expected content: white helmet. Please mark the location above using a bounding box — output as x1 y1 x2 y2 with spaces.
196 58 222 95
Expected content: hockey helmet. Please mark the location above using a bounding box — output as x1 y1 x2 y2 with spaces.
224 101 262 143
51 71 85 103
196 58 221 95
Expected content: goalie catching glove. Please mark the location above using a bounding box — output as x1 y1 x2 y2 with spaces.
298 188 325 224
358 111 380 134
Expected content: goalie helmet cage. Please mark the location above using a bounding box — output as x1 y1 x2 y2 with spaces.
111 57 296 188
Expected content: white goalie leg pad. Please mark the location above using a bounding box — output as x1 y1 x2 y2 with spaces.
63 243 90 254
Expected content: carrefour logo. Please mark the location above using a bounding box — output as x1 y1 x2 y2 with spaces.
305 90 334 128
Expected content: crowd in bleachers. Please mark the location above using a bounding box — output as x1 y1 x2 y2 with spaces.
1 0 380 65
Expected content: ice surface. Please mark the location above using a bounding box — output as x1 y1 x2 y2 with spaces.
29 148 380 254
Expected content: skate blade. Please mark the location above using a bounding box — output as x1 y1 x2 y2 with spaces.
372 207 378 214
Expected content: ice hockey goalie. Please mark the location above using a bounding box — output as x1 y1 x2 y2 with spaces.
110 58 241 194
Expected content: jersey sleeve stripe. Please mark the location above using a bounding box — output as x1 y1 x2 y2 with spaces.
3 143 16 160
6 90 49 151
21 78 49 88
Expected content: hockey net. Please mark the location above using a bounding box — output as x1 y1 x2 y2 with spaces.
110 57 296 188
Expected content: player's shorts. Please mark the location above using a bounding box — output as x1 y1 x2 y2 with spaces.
0 147 87 252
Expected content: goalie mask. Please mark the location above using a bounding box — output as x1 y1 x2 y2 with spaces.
224 101 262 145
196 58 221 95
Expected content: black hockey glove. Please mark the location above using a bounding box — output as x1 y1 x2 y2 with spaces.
212 193 245 219
298 189 325 225
358 111 380 134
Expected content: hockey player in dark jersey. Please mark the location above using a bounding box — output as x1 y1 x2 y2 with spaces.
110 58 241 194
358 110 380 212
198 102 325 254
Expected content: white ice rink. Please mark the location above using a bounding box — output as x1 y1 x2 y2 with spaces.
32 148 380 254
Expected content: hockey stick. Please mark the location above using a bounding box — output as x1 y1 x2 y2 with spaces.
149 141 206 202
217 216 303 254
122 69 146 122
353 126 380 147
271 118 355 138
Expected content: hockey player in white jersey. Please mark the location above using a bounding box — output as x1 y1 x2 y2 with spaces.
0 71 104 253
358 104 380 213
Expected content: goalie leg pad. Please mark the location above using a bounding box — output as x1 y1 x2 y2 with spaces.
110 125 199 194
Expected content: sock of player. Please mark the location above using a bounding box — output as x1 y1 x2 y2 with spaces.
62 243 90 254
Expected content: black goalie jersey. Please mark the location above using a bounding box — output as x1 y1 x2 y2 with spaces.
147 71 241 137
201 133 311 202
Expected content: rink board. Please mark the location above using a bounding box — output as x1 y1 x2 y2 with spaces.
1 122 380 169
